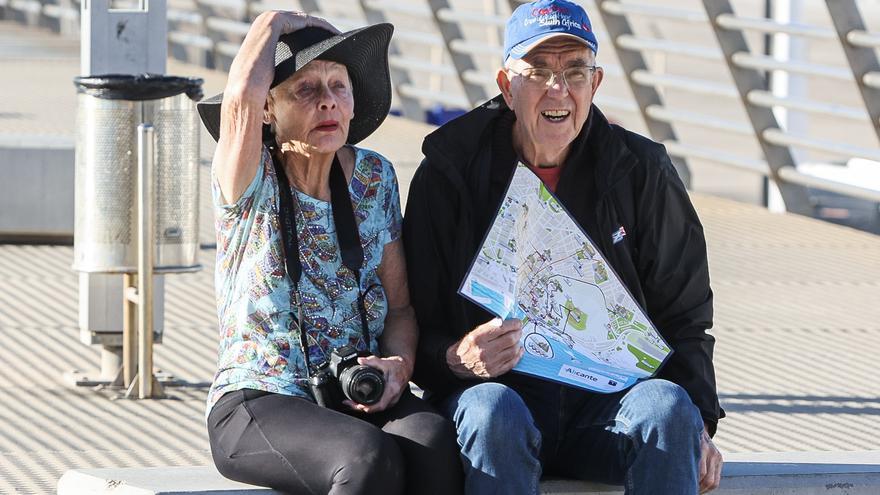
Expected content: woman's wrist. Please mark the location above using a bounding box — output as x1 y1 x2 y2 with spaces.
383 354 414 381
253 10 282 35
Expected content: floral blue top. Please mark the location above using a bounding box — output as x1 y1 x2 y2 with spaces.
207 145 402 416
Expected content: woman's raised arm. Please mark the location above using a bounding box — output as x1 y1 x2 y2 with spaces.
213 11 338 204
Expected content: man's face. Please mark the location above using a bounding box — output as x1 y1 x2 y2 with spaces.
498 38 603 164
265 60 355 155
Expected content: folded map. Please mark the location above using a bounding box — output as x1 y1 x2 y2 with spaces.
459 163 672 393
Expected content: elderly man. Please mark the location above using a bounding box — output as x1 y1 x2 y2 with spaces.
403 0 723 493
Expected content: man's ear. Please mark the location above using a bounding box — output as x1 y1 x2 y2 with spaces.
497 68 514 108
591 66 604 95
263 97 272 125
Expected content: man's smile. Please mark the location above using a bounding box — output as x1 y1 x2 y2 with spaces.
541 109 570 122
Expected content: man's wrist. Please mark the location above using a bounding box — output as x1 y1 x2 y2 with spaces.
445 340 472 380
445 340 461 368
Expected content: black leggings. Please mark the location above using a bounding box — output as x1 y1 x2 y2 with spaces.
208 388 463 495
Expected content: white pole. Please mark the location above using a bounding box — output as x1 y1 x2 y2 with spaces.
768 0 809 213
137 123 155 399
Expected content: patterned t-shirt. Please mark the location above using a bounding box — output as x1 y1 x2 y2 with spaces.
207 145 403 416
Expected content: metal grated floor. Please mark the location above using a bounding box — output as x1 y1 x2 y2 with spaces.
2 186 879 494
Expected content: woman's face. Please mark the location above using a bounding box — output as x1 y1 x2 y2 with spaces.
266 60 354 155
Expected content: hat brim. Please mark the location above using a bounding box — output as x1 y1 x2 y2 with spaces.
507 32 596 61
197 23 394 145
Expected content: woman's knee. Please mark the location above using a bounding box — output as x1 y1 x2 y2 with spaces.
332 426 404 494
209 446 237 482
390 407 459 450
386 412 463 494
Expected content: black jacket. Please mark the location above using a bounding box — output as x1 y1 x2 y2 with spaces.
403 96 724 434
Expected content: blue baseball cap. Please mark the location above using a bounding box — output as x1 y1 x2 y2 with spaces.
504 0 598 63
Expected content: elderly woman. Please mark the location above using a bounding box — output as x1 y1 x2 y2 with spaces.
196 11 462 494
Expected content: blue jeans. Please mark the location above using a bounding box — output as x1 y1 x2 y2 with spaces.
440 378 703 495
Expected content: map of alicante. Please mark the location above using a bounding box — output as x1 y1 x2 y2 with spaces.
459 164 671 393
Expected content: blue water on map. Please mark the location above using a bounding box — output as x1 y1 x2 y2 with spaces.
468 280 514 318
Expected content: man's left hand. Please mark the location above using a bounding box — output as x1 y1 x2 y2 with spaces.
343 355 411 414
699 425 723 493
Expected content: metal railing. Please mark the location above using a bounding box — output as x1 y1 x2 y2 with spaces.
2 0 879 218
598 0 880 212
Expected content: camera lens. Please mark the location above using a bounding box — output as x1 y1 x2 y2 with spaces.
339 365 384 405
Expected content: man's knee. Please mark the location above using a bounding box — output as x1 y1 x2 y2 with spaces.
450 383 529 423
626 379 703 436
448 383 539 446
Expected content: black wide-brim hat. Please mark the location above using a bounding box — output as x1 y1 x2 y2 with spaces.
197 23 393 145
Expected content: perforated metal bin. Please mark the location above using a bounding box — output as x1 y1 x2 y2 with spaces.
72 74 203 273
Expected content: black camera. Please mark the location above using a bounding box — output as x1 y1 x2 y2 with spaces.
309 345 385 410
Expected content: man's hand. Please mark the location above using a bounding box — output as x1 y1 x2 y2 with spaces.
446 318 524 380
699 425 723 493
343 355 411 414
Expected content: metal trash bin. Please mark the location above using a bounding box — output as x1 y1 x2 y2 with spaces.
72 74 203 273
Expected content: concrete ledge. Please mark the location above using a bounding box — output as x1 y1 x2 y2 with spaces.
57 451 880 495
58 466 279 494
0 134 75 239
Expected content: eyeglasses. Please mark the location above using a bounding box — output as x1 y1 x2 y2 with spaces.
508 66 599 91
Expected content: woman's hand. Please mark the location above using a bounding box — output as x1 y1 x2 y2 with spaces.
343 354 412 414
260 10 340 36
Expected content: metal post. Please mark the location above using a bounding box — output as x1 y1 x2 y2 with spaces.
426 0 490 107
770 0 809 147
356 0 426 119
136 123 160 399
99 347 123 384
764 0 808 213
826 0 880 145
595 0 692 187
122 273 137 387
701 0 813 216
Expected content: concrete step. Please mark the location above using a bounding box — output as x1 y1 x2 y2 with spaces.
57 451 880 495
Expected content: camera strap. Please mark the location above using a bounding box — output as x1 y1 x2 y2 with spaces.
270 150 373 374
